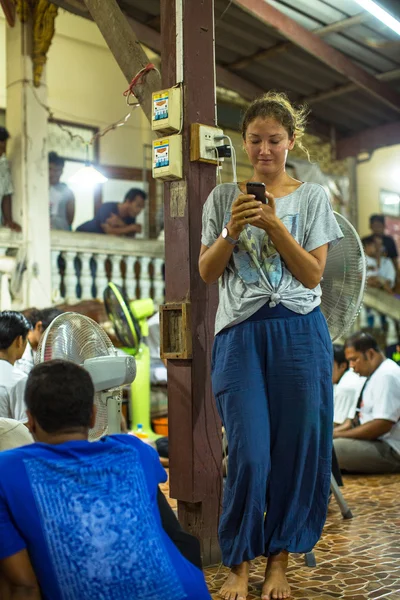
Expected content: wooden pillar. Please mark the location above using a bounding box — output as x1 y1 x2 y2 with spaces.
160 0 222 566
6 17 52 308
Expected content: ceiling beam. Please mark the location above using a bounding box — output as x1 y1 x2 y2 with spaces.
126 16 335 138
42 2 337 142
336 121 400 159
215 65 264 100
229 12 368 71
81 0 161 126
303 68 400 105
232 0 400 114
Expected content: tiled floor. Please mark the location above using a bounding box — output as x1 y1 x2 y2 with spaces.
163 473 400 599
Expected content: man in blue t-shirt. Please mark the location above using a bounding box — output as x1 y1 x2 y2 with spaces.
77 187 146 236
0 360 211 600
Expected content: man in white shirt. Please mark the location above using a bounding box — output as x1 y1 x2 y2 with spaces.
49 151 75 231
334 332 400 473
0 311 30 421
332 344 366 427
0 127 21 231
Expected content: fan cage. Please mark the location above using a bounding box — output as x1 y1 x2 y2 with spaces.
104 283 141 351
321 212 367 342
35 312 116 441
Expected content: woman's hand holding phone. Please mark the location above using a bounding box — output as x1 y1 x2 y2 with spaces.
228 194 263 238
255 191 278 232
245 181 278 232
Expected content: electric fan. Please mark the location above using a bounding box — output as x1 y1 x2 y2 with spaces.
104 282 160 440
35 312 136 440
321 212 367 342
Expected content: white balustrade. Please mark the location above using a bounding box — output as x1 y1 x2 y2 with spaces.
95 253 109 300
79 252 93 301
63 250 79 303
0 229 22 311
124 256 136 300
50 231 165 306
110 254 124 288
139 256 152 299
358 305 369 329
387 317 398 346
153 257 165 306
51 250 62 304
0 246 12 310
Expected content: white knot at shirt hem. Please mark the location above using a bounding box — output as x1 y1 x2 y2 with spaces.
269 292 281 308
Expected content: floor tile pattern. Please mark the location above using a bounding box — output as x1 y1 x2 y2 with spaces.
204 474 400 599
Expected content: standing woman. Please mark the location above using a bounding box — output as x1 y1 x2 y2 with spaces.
199 92 343 600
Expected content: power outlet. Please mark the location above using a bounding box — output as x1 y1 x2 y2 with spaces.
190 123 224 164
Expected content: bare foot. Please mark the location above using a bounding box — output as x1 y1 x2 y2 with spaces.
219 561 249 600
261 552 290 600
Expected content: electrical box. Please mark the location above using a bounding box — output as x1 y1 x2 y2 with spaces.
152 87 182 134
152 135 183 181
190 123 224 164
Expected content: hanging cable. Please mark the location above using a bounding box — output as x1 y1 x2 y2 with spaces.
123 63 160 105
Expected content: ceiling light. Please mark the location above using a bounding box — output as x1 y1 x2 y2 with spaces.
354 0 400 35
68 164 108 186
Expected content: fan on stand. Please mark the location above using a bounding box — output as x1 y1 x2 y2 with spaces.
104 282 159 440
321 212 367 342
35 312 136 440
304 212 367 568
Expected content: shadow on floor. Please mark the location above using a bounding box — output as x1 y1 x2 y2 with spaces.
204 474 400 600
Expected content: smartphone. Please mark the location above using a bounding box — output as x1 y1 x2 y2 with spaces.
246 182 266 203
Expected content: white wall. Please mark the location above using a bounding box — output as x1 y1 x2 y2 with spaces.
0 10 155 168
0 16 5 110
357 145 400 237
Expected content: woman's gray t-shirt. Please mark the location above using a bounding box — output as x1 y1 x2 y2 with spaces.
201 182 343 335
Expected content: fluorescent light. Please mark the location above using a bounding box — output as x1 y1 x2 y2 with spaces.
68 165 108 186
354 0 400 35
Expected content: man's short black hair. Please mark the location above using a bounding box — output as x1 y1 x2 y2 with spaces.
0 311 31 349
0 127 10 142
369 214 385 226
40 307 63 331
345 332 380 353
124 188 147 202
48 151 65 168
22 307 42 328
25 360 94 433
333 344 348 369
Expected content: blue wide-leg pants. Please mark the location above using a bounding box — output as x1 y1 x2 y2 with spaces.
211 304 333 567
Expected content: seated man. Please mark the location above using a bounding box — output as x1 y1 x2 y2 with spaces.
0 311 30 420
77 188 146 236
363 238 396 293
15 307 63 376
334 332 400 474
332 344 365 428
0 360 211 600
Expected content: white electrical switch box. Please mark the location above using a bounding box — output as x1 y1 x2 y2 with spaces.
152 87 182 134
190 123 225 164
152 135 183 181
